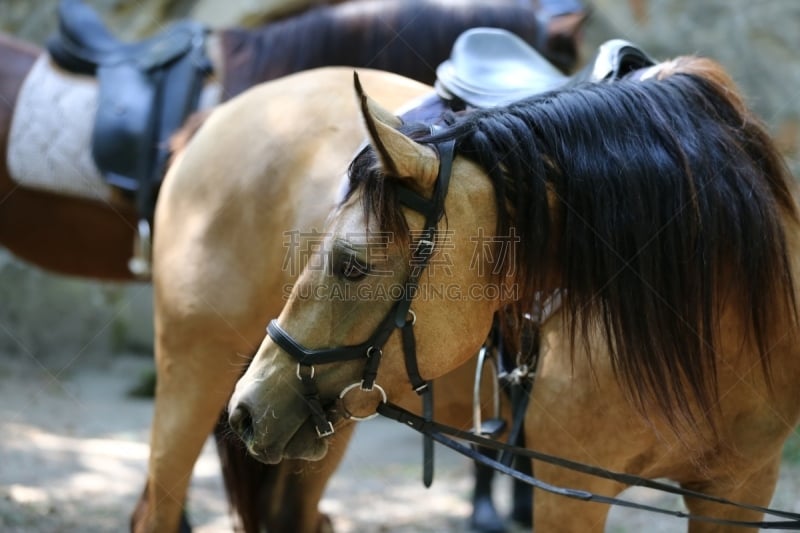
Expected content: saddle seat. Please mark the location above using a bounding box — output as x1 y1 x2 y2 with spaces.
435 28 655 108
48 0 204 75
45 0 213 278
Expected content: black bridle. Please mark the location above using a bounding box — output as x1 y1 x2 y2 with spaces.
266 139 455 440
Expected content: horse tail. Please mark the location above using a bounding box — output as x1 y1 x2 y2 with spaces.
213 410 276 533
214 413 333 532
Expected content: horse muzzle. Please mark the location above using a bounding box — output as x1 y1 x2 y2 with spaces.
227 381 332 464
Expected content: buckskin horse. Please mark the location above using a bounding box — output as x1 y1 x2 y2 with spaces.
145 67 432 533
229 56 800 531
1 2 585 532
149 62 550 532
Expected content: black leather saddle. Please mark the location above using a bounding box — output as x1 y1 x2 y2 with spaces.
435 28 655 108
46 0 212 215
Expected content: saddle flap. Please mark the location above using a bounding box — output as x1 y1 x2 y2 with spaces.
92 64 157 181
435 28 569 108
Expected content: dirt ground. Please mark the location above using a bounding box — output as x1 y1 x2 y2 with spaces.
0 352 798 533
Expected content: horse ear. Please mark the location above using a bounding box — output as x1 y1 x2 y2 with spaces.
353 72 439 192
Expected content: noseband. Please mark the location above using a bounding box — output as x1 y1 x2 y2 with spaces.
266 139 456 438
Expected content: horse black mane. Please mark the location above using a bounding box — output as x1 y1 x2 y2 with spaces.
219 0 575 97
348 61 799 433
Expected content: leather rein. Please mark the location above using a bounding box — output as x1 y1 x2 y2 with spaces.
265 138 800 529
377 402 800 529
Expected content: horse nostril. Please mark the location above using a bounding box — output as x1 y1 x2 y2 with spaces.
228 403 255 442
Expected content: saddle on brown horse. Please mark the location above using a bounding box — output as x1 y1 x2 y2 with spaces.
46 0 211 269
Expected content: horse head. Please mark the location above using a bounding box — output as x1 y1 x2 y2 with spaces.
227 74 509 463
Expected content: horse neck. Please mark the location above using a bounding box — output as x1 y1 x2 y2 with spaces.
213 0 550 99
0 33 38 193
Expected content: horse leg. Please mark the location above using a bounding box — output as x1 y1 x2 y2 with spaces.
132 484 191 533
532 462 622 532
682 454 782 533
131 328 249 533
470 449 506 533
134 293 352 532
509 451 533 527
469 440 533 532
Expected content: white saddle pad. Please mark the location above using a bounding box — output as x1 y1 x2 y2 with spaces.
7 55 111 202
6 55 222 203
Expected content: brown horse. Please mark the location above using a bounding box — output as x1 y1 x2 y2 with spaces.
229 56 800 531
0 0 583 281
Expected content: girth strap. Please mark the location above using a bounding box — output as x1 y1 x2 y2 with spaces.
498 377 532 467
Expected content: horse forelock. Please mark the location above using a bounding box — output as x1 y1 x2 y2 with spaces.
344 122 436 245
432 69 799 436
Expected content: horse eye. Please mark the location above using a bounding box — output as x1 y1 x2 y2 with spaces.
338 255 369 281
